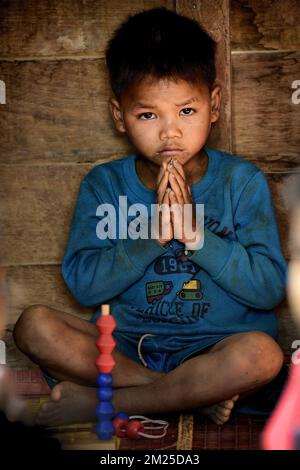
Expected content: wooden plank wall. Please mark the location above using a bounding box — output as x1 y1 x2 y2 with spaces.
231 0 300 351
0 0 299 353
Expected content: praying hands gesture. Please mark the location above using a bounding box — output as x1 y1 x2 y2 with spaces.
155 158 203 249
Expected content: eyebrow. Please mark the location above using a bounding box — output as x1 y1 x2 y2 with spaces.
131 96 200 110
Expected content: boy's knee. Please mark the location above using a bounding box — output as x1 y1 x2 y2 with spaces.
237 332 283 384
13 304 51 353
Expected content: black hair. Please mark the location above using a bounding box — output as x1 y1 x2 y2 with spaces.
105 7 216 100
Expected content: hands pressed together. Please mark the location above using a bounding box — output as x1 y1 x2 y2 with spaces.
155 158 203 249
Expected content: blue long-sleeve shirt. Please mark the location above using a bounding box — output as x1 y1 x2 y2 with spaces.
62 147 287 347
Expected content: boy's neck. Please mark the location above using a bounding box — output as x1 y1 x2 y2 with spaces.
135 149 208 191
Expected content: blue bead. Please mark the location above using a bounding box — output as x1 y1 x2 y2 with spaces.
114 411 129 421
97 373 112 387
96 402 115 419
95 421 114 441
97 387 112 401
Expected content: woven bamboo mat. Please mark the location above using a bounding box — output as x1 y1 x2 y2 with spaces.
118 413 266 450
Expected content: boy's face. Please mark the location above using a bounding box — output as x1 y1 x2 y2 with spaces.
109 77 221 168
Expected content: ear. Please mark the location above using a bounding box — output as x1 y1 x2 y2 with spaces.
109 97 126 133
210 84 222 123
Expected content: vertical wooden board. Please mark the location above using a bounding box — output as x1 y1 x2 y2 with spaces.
0 60 133 163
6 265 94 324
176 0 232 152
0 0 174 58
0 163 95 265
231 0 300 51
232 52 300 167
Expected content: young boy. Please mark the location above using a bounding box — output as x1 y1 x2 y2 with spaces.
13 7 286 426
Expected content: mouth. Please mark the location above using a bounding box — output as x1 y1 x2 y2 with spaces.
158 148 184 155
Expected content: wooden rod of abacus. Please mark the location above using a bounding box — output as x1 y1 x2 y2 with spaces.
101 304 110 316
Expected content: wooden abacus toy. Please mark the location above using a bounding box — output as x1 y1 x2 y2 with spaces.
95 303 116 440
96 304 169 442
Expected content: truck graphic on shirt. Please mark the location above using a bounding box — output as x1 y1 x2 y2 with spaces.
177 279 203 300
146 281 173 304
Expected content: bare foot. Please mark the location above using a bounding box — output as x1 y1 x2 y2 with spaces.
36 381 98 426
200 395 239 425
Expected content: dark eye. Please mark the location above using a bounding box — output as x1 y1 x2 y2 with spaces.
138 112 155 120
180 108 195 116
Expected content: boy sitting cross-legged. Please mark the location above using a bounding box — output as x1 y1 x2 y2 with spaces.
13 8 286 426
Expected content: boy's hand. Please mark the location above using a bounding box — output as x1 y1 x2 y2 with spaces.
154 161 173 245
167 160 203 248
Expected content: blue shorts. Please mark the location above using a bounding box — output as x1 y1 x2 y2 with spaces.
113 331 227 373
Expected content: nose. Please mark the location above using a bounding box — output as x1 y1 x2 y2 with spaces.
159 117 182 140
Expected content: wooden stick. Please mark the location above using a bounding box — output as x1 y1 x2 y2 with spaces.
101 304 110 316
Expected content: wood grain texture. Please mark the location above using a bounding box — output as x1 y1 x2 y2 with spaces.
176 0 232 152
232 52 300 169
231 0 300 51
0 59 133 163
0 0 173 58
0 163 93 265
7 265 94 324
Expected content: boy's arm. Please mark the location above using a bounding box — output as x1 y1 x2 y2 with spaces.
62 179 167 307
188 171 287 310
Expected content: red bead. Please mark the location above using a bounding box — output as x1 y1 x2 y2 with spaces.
95 354 116 374
96 335 116 355
96 315 116 335
125 420 144 440
112 418 128 438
